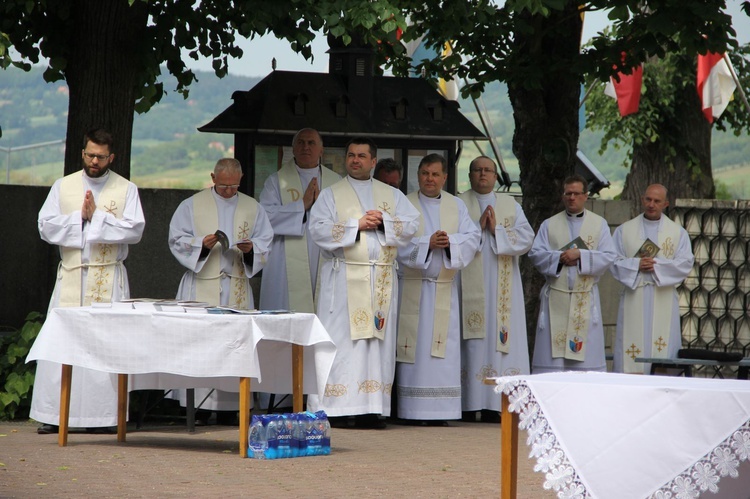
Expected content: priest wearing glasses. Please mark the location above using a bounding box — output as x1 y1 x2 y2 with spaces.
528 174 616 374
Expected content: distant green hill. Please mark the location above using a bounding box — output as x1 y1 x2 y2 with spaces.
1 66 259 188
2 67 748 197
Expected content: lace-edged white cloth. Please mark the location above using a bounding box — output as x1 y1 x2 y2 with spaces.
493 374 750 499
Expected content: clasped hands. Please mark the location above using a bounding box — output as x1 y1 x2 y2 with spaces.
479 205 496 231
559 247 581 266
429 230 450 250
81 190 96 221
639 256 655 272
358 210 383 231
303 178 319 211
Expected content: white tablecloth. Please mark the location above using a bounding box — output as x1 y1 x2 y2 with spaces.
491 372 750 498
27 307 336 395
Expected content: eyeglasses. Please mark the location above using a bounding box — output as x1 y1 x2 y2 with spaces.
470 168 495 175
83 152 111 162
563 191 586 197
216 184 240 190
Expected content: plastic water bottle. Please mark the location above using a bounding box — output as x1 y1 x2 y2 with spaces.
276 415 293 458
292 413 307 458
264 415 279 459
306 410 331 456
301 412 318 456
248 416 267 459
318 411 331 456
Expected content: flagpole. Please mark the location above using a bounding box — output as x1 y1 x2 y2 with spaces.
471 139 488 155
579 80 599 108
723 53 750 117
468 91 512 189
445 41 512 189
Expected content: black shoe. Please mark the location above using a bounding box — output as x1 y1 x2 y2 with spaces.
86 426 117 434
216 411 238 426
462 411 478 422
392 419 428 426
193 409 210 426
424 420 450 427
354 414 386 429
37 424 59 434
328 416 350 429
480 410 501 424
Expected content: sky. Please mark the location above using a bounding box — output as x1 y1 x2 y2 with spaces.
183 2 750 78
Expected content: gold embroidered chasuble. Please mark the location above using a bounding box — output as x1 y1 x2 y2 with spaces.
277 162 340 313
193 188 258 309
459 190 517 353
397 191 459 363
621 215 681 372
59 170 129 307
330 178 397 341
547 210 602 361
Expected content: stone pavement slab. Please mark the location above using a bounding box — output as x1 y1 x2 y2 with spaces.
0 420 550 498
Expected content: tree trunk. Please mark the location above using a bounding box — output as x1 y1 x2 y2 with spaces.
63 0 149 179
508 5 583 354
621 81 715 212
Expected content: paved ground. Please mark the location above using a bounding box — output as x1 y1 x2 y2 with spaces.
0 418 551 498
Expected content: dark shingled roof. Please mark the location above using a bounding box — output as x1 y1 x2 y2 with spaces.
198 70 486 141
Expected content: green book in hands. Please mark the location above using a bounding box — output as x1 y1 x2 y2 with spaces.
560 236 589 251
635 238 660 258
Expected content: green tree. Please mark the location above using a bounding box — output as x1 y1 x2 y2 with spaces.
585 43 750 210
0 0 407 178
402 0 739 215
397 0 740 341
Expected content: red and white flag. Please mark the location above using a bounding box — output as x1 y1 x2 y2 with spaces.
697 51 736 123
604 65 643 117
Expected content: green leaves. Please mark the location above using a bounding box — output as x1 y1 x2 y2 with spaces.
0 31 12 70
0 312 43 421
608 5 630 22
507 0 565 16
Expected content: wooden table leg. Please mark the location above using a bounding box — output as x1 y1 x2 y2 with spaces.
58 364 73 447
117 374 128 442
501 392 518 499
186 388 195 433
292 344 304 413
239 377 251 458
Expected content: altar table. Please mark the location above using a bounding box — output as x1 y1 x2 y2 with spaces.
489 372 750 498
26 307 336 457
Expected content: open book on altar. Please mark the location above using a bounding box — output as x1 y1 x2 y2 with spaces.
560 236 588 251
90 298 163 310
206 306 293 315
207 306 258 315
635 238 660 258
98 299 213 312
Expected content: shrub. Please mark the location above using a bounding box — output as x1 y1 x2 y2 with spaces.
0 312 43 420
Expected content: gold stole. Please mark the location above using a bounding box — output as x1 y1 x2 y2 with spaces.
547 211 601 361
59 171 129 307
621 215 681 373
459 191 517 353
330 178 397 340
193 189 258 309
278 162 339 313
397 191 458 363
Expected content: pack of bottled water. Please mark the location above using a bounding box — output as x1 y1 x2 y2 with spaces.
248 410 331 459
